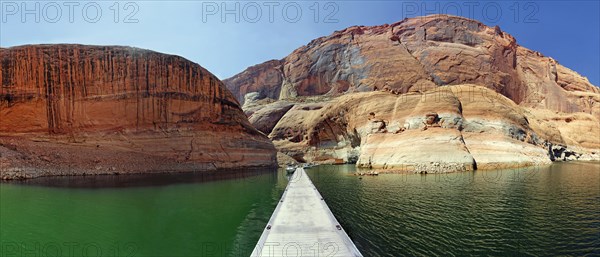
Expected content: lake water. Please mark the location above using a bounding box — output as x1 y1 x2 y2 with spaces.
1 162 599 256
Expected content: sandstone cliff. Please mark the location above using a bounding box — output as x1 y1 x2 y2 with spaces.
224 15 600 172
0 44 276 179
225 15 599 118
254 85 599 172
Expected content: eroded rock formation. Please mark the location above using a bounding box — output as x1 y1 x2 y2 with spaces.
224 15 600 172
225 15 599 118
0 44 276 179
266 85 590 172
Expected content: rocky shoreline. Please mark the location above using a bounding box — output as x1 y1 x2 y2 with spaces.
0 135 277 181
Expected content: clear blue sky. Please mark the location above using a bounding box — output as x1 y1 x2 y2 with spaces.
1 1 598 86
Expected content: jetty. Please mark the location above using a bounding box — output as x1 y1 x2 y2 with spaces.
251 167 363 257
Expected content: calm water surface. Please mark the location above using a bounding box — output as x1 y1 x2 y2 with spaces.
0 171 287 257
1 162 599 256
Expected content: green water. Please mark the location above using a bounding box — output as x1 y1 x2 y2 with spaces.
0 171 288 257
1 162 599 256
306 162 600 256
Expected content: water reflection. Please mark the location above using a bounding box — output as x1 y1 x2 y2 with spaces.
1 163 598 256
1 167 278 188
306 162 600 256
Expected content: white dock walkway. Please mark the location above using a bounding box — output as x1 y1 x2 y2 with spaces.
251 168 363 257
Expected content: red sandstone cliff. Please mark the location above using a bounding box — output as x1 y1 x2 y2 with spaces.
0 44 276 179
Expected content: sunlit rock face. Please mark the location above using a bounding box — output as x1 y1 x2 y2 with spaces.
224 15 600 171
225 15 599 117
0 44 276 180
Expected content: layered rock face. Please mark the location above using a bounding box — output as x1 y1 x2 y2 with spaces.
263 85 585 172
225 15 599 118
224 15 600 172
0 45 276 179
226 60 284 107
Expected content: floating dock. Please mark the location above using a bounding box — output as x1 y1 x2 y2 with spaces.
251 168 363 257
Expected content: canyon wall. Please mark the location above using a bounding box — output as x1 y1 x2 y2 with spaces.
224 15 600 171
225 15 599 118
0 44 276 179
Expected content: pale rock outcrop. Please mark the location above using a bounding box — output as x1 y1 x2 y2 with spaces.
248 100 295 134
357 128 475 173
254 85 590 172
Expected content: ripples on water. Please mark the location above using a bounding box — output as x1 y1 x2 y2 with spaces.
1 162 598 256
307 162 600 256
